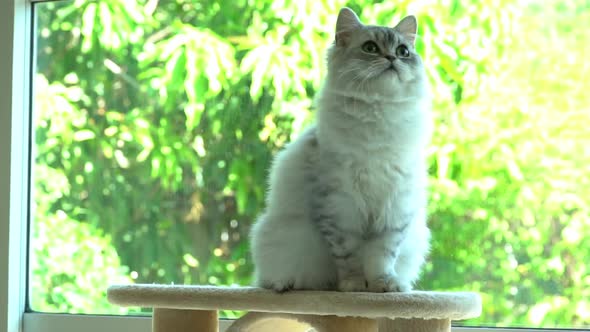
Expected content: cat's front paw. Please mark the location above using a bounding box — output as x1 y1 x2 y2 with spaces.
338 277 368 292
259 279 295 293
367 274 411 293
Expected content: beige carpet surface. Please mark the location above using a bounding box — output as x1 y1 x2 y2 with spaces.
107 284 481 320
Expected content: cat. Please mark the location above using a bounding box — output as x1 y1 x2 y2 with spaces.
250 7 431 293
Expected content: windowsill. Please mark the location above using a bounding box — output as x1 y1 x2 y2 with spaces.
22 312 577 332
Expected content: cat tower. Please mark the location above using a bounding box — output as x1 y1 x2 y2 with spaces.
107 284 481 331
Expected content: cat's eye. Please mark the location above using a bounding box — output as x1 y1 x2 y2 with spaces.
362 41 380 54
396 45 410 58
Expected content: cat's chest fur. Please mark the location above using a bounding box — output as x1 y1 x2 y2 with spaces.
316 99 425 226
322 132 410 221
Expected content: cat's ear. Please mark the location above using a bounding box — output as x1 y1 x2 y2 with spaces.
335 7 362 47
394 15 418 46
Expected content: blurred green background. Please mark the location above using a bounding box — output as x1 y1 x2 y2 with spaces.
31 0 590 327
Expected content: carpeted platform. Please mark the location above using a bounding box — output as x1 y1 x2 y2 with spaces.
107 284 482 331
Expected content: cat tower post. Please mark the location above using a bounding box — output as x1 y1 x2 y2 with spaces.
108 284 481 332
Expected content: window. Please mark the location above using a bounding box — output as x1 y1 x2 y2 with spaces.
1 0 588 331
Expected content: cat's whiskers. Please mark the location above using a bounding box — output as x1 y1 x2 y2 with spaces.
337 60 365 80
351 71 369 94
356 60 383 93
348 65 368 88
338 65 363 81
343 69 372 115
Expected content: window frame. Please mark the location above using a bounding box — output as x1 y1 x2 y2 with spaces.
1 1 31 332
0 1 582 332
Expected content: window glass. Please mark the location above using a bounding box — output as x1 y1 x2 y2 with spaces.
31 0 590 327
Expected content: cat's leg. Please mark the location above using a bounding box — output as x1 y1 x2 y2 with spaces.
324 231 365 292
393 217 430 289
361 207 423 292
362 228 410 292
314 191 367 292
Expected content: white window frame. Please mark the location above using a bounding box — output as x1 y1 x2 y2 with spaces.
0 1 581 331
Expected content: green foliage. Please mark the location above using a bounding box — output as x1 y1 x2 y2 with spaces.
31 160 134 314
32 0 590 327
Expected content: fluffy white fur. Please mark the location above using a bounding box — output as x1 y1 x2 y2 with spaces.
250 7 431 293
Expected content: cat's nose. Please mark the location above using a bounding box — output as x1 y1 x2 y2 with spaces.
384 54 396 62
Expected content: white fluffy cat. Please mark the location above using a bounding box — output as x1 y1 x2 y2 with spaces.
250 7 431 293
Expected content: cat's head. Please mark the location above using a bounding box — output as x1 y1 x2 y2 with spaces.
326 8 428 101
